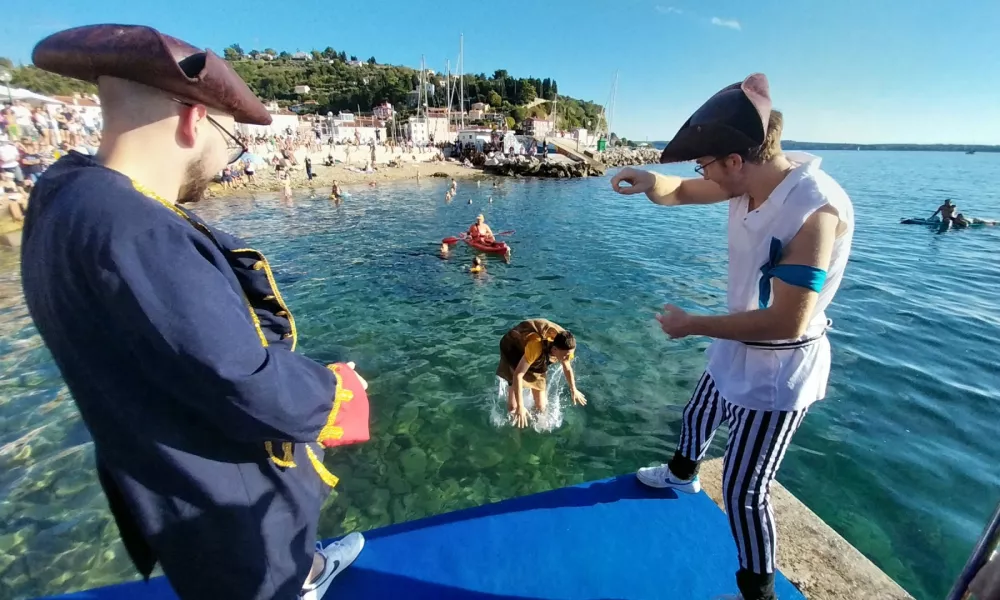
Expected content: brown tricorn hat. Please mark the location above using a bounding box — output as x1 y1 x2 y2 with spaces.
659 73 771 164
32 24 271 125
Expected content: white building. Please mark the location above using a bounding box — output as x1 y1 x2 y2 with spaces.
327 115 385 145
407 117 429 144
456 129 493 151
523 117 553 138
291 52 312 61
471 102 489 112
373 102 394 120
236 108 300 137
293 85 311 95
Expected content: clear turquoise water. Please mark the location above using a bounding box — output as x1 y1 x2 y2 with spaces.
1 151 998 600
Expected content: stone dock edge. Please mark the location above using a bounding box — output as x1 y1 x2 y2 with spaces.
699 458 914 599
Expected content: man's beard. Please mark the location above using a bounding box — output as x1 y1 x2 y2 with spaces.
177 152 213 205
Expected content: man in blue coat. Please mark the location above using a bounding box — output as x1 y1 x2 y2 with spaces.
21 25 369 600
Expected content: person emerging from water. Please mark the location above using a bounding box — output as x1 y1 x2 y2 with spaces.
468 213 495 243
330 180 343 200
930 198 956 225
497 319 586 429
469 255 485 274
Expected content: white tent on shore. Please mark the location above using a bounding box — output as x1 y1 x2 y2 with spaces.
0 85 65 106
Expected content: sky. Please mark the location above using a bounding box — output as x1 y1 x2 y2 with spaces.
2 0 999 145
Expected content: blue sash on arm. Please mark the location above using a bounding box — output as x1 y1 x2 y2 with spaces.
758 237 827 308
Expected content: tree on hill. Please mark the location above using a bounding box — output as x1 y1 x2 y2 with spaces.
0 57 13 69
322 47 336 59
487 90 502 108
7 64 97 96
368 56 377 65
264 48 277 57
312 50 322 61
350 55 358 62
278 51 290 59
518 81 537 105
338 51 347 62
492 69 508 81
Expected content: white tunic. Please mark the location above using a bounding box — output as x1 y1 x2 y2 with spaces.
705 152 854 412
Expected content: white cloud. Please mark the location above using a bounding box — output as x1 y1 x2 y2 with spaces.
710 17 742 30
655 5 684 14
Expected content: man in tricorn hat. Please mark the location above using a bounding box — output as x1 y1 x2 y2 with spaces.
21 25 371 600
611 74 855 600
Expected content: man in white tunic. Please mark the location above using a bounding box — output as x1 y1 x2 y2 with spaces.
611 73 854 600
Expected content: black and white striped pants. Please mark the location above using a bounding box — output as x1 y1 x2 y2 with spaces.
668 371 808 578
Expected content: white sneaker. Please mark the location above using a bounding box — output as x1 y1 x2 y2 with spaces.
636 464 702 494
299 532 365 600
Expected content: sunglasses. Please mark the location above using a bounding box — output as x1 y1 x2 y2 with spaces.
171 99 247 164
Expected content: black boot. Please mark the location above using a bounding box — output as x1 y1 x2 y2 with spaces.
667 449 699 481
736 569 776 600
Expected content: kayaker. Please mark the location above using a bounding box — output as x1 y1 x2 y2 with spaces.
611 73 854 600
468 214 496 243
497 319 587 429
930 198 956 225
21 24 371 600
469 255 485 274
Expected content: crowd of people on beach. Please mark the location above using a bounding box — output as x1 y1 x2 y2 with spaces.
1 100 102 222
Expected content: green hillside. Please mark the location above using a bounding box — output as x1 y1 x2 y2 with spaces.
1 47 607 131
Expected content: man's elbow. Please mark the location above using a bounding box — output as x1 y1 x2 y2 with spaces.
772 314 809 340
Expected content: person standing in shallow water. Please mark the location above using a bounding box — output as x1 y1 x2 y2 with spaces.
611 73 854 600
20 24 371 600
496 319 587 428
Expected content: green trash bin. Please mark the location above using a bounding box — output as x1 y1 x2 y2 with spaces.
597 138 607 152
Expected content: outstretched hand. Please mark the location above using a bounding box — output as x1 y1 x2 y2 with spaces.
610 167 656 195
572 390 587 407
655 304 693 339
514 406 530 429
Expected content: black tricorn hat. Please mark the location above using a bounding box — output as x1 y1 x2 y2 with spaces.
659 73 771 164
32 24 271 125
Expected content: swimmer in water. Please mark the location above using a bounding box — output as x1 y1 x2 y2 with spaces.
469 255 485 274
496 320 586 429
440 242 450 258
330 180 343 201
467 198 472 205
489 196 493 203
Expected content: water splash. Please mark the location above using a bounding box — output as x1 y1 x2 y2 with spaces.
489 367 566 433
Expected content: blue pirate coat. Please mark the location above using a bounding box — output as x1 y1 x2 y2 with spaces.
20 152 345 600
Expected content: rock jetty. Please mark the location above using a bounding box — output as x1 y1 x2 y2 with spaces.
598 147 661 167
483 158 606 179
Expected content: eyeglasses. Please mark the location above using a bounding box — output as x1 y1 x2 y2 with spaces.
171 99 247 164
694 157 721 176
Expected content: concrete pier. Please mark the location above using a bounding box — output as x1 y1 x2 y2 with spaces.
699 458 914 599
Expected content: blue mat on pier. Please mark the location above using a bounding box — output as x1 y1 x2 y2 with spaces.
45 475 805 599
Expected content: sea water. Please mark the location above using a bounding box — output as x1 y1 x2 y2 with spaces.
0 151 998 599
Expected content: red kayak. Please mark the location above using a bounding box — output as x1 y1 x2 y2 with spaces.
460 233 509 255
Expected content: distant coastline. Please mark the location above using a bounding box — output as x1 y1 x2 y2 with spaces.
647 140 999 153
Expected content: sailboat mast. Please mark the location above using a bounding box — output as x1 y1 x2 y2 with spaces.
459 33 465 130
